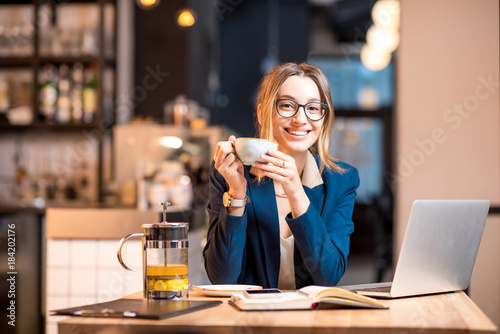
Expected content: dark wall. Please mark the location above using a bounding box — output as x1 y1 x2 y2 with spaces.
215 0 309 137
134 0 188 120
134 0 309 136
187 0 218 109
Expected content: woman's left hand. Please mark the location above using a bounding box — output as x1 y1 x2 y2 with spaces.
254 149 309 216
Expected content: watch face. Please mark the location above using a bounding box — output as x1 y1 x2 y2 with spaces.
223 192 230 207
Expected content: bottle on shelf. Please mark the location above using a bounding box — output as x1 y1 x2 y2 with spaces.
50 26 63 57
81 24 98 56
38 24 51 56
71 62 84 123
82 65 97 124
56 64 71 124
39 64 58 124
173 94 189 127
0 74 9 123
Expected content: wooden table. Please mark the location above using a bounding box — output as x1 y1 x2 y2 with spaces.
55 290 497 334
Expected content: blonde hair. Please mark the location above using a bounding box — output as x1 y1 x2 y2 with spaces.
255 62 345 174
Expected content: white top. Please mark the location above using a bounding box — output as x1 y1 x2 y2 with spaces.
277 234 296 290
250 152 323 289
275 152 324 290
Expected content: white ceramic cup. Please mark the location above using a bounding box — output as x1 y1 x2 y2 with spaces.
232 138 278 166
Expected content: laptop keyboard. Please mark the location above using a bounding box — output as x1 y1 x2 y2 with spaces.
355 285 392 293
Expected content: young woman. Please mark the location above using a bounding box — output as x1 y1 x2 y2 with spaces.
203 62 360 289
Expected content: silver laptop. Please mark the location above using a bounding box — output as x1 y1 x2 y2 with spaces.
354 200 490 299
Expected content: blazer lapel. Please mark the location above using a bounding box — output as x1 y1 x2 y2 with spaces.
247 174 280 287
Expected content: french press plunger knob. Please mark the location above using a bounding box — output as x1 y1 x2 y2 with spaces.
158 201 171 224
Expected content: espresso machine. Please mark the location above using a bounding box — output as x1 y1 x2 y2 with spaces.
113 124 234 225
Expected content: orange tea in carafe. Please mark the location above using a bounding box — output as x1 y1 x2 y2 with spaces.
147 264 188 291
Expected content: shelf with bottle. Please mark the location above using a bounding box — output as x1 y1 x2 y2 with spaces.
38 62 101 125
0 2 115 65
37 1 115 59
0 4 34 59
0 62 115 129
1 0 116 207
0 132 100 209
0 0 116 129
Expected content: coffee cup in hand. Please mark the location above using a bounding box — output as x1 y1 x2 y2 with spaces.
232 138 278 166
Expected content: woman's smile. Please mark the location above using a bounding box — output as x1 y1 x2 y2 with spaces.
285 128 310 136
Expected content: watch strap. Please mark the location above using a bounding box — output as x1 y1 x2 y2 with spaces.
223 192 249 207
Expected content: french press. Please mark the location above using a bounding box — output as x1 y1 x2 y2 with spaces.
117 202 189 299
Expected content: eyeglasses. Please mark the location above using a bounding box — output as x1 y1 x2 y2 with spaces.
275 99 328 121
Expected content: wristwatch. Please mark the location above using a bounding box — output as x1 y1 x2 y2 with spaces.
223 192 250 208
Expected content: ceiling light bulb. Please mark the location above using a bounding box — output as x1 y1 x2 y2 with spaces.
136 0 161 10
372 0 400 30
360 44 392 71
177 9 196 28
366 25 400 53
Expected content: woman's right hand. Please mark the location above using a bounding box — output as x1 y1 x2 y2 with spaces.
214 135 247 199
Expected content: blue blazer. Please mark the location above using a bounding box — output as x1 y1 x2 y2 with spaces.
203 156 360 288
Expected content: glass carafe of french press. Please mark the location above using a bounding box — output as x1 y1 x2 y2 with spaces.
117 202 189 299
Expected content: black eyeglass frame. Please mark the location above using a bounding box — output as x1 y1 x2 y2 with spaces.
275 99 328 121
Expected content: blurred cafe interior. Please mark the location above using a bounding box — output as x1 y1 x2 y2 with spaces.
0 0 498 333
